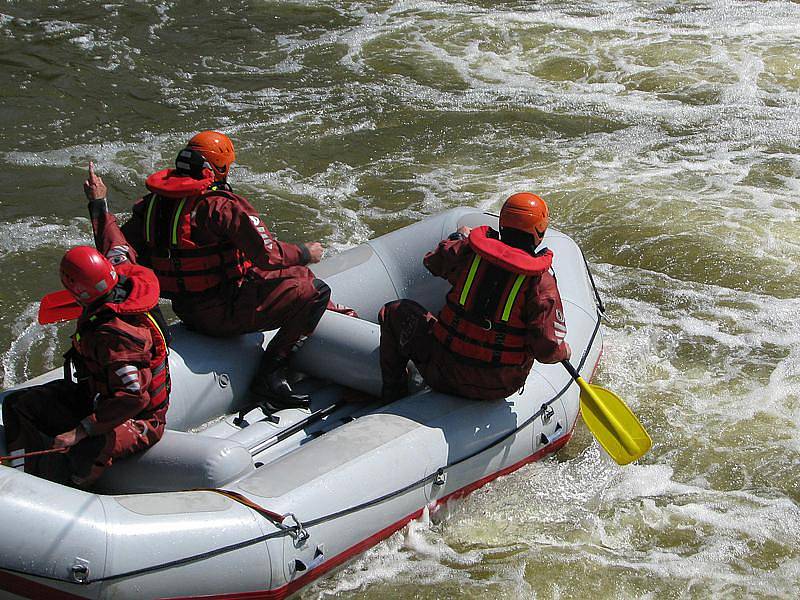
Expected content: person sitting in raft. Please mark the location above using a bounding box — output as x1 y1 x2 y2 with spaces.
1 164 170 487
99 131 355 410
379 192 571 401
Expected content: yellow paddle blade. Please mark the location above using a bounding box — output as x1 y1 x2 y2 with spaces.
576 377 652 465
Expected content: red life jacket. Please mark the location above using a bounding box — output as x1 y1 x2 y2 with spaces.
432 226 553 366
69 264 170 414
141 168 251 299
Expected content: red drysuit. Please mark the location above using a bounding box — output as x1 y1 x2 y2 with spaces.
118 168 351 360
380 226 570 401
2 216 169 487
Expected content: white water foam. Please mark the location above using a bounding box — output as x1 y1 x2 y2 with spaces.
0 303 61 388
0 217 90 259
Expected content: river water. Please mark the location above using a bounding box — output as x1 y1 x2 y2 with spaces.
1 1 798 598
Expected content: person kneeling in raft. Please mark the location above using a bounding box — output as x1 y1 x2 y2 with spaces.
379 192 571 401
1 164 171 487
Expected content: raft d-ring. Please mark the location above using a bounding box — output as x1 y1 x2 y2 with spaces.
284 513 310 543
217 373 230 388
433 468 446 486
540 404 554 424
70 558 90 584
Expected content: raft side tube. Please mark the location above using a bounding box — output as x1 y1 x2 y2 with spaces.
0 467 107 595
96 491 273 599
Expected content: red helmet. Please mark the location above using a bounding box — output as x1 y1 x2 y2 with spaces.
499 192 549 240
60 246 118 305
184 130 236 180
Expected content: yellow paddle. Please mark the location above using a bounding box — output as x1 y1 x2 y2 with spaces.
562 360 652 465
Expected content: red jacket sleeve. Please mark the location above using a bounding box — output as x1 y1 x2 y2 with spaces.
525 271 570 364
423 237 473 284
197 194 309 270
79 319 154 436
88 198 140 266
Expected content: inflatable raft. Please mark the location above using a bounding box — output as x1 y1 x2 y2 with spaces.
0 207 604 599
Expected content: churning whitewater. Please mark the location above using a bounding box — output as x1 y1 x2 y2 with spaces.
0 1 798 598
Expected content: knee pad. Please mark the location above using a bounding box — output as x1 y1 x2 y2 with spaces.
378 299 408 325
310 279 331 323
312 278 332 300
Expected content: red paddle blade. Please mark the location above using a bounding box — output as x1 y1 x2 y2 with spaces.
38 290 82 324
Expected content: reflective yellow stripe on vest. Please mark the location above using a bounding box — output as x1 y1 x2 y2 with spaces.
144 196 158 244
501 274 526 322
144 312 167 350
459 255 482 306
170 198 187 247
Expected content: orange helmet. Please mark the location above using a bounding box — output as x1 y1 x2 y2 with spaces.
60 246 118 305
184 130 236 180
499 192 549 240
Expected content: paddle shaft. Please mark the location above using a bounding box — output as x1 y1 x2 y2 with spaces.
561 360 640 456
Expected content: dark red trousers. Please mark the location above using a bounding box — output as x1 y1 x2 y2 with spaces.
2 380 166 487
379 300 533 401
173 266 353 360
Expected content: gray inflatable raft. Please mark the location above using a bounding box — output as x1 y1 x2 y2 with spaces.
0 207 603 600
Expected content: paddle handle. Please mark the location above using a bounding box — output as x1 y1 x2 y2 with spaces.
561 360 640 456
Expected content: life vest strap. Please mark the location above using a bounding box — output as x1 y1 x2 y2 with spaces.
435 318 525 351
444 299 528 336
148 241 238 260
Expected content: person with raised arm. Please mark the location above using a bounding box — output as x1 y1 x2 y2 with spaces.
1 164 170 486
96 131 355 409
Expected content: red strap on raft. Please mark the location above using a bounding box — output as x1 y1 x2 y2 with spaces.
0 447 68 463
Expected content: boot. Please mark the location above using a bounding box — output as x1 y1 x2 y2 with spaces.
250 359 310 410
380 381 409 403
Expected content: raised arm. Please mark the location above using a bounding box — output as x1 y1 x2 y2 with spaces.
83 162 139 266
